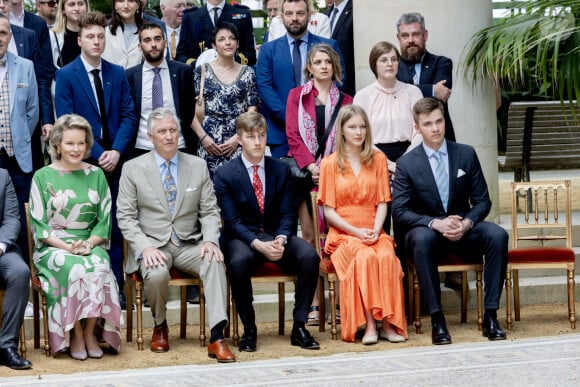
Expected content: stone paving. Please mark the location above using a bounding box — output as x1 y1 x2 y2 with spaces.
2 333 579 386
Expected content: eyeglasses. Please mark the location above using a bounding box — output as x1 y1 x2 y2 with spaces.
39 1 57 6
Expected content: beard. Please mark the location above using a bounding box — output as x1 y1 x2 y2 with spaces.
284 20 308 37
401 44 425 64
144 49 164 63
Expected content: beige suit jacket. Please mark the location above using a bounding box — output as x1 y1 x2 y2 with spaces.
117 151 221 274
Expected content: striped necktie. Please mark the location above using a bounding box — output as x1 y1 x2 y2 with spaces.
433 151 449 211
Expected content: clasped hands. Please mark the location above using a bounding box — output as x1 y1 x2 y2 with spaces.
141 242 224 268
431 215 471 241
69 240 93 256
354 228 380 245
252 237 285 262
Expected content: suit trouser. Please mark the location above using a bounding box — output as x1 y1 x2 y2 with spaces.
139 241 228 329
0 248 30 348
223 235 320 332
405 221 508 314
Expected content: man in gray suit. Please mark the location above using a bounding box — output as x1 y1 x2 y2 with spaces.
117 108 235 363
0 169 31 370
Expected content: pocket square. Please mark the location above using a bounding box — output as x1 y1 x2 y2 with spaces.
17 83 29 88
186 187 197 192
457 169 466 178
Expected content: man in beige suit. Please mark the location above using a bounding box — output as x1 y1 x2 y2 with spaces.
117 108 235 362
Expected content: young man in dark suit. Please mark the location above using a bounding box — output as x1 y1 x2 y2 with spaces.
326 0 354 96
392 98 508 346
213 112 320 353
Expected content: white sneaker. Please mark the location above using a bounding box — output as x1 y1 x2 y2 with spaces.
24 301 34 318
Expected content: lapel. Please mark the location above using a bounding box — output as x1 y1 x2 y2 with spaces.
72 57 100 114
101 60 113 117
235 157 262 215
263 157 277 214
446 141 459 206
10 26 25 57
168 62 180 116
332 1 352 39
145 152 171 214
133 64 144 116
420 51 435 84
173 152 191 216
7 53 19 114
277 38 293 74
415 146 445 211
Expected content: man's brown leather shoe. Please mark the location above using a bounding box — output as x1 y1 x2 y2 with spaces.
207 339 236 363
151 325 169 352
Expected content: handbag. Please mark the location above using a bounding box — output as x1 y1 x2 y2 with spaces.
282 93 345 178
195 64 206 123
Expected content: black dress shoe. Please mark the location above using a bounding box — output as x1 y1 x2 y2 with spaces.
431 322 452 345
239 332 257 352
482 317 507 341
291 327 320 350
0 347 32 370
187 286 200 304
119 292 127 310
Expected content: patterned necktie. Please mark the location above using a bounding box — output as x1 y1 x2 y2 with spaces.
409 64 418 85
329 8 339 34
292 39 303 86
252 165 264 214
170 30 177 59
163 161 180 245
152 67 163 110
433 151 449 211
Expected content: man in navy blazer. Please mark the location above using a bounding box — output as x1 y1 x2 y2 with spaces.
126 22 197 157
213 112 320 353
396 12 455 142
55 12 136 306
392 98 508 346
257 0 344 158
326 0 354 96
176 0 255 66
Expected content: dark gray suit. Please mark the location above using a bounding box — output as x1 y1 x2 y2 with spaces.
0 169 30 350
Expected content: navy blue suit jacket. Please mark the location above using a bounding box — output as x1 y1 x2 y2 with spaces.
327 0 354 96
24 11 55 125
256 32 344 150
55 57 136 160
397 50 455 141
176 3 256 66
392 141 491 236
213 156 297 247
125 60 197 154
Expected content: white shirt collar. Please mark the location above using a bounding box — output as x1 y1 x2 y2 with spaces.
241 154 265 170
422 140 448 158
9 10 25 27
143 59 169 71
206 0 225 12
153 150 179 168
80 54 102 73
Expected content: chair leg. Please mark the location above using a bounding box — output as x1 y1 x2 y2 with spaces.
505 268 512 331
19 324 26 360
126 281 133 343
460 272 468 324
317 275 325 333
407 267 414 325
278 283 285 336
476 268 483 331
135 282 144 351
180 286 187 339
328 276 337 340
568 269 576 329
199 284 206 347
413 270 422 334
231 294 239 346
33 290 40 349
513 269 521 321
41 294 50 356
225 282 230 339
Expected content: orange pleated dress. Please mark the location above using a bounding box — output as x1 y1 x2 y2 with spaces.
318 150 408 342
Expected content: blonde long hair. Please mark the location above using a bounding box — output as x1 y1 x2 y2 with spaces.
53 0 92 34
335 105 375 172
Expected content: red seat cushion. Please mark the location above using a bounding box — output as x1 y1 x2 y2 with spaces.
319 257 336 273
509 247 575 263
252 262 287 277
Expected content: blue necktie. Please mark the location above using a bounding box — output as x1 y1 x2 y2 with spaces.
329 8 339 34
292 39 303 86
152 67 163 109
163 161 180 245
409 64 418 85
433 151 449 211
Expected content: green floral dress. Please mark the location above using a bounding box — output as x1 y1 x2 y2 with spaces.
29 165 122 354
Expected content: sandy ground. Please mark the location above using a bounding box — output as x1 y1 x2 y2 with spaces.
0 302 577 379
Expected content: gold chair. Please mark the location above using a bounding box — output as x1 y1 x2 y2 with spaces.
124 240 207 350
25 202 50 356
505 180 576 329
310 191 339 339
408 256 484 334
0 291 27 359
230 263 296 346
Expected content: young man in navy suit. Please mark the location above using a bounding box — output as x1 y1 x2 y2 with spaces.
392 98 508 345
213 112 320 353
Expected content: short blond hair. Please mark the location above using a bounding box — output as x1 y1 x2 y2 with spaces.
236 111 267 136
50 114 94 160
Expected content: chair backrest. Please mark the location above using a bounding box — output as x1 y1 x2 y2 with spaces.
24 203 42 289
310 191 327 258
510 180 572 249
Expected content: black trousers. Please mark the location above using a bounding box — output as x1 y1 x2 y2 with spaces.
222 234 319 332
405 221 508 314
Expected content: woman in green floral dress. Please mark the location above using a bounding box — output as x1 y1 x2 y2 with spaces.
29 114 122 359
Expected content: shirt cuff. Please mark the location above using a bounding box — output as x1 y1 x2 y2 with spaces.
275 235 288 245
0 242 7 255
